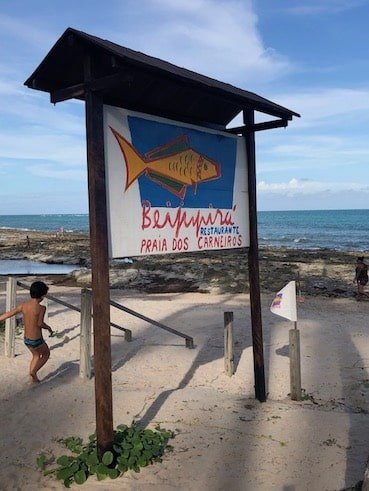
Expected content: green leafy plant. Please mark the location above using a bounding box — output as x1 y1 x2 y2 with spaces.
321 437 337 447
0 319 22 336
37 424 174 487
259 434 287 447
50 330 64 338
300 388 316 403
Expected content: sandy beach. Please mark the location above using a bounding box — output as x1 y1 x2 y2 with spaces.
1 230 369 490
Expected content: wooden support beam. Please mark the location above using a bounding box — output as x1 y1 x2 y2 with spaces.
51 72 134 103
244 108 266 403
91 72 133 91
85 55 114 457
226 119 288 135
51 83 85 103
252 119 289 132
225 125 247 135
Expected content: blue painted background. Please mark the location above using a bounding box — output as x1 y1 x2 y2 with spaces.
128 116 237 209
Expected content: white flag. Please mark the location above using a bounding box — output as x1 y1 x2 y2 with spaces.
270 281 297 322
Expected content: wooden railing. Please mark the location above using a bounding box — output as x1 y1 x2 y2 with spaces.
17 280 132 341
108 297 194 349
2 278 194 381
4 279 130 380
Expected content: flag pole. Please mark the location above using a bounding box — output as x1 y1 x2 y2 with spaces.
297 270 301 298
289 280 301 400
270 280 302 400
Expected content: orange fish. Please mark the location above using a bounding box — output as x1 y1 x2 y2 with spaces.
110 127 221 199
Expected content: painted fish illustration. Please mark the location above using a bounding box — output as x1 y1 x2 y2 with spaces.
110 127 221 199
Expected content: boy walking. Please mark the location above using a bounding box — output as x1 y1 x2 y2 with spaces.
0 281 53 383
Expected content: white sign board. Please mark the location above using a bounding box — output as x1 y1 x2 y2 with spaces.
104 105 249 258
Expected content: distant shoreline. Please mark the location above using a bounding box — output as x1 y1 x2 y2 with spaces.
0 229 89 265
2 209 369 252
1 226 368 254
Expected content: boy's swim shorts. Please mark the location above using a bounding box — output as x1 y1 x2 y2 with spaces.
24 337 44 349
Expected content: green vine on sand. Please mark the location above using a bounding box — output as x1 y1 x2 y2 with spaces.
0 321 64 338
37 423 174 487
49 330 64 338
0 320 22 336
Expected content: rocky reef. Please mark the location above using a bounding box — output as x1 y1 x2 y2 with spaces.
0 229 362 297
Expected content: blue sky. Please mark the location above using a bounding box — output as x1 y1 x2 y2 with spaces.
1 0 369 213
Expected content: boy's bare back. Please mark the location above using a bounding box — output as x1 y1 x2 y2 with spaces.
19 299 46 340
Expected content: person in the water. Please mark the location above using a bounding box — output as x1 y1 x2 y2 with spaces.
354 257 369 300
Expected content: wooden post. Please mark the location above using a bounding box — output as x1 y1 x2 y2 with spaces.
289 325 301 401
5 277 16 358
244 109 266 402
185 338 194 349
85 54 113 457
80 288 92 379
224 312 235 376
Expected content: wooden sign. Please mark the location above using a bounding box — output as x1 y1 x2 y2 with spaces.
104 105 249 258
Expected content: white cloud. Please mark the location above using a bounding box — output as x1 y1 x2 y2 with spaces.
28 164 86 180
284 0 368 15
121 0 292 85
269 139 369 161
271 143 369 160
271 88 369 127
0 80 24 96
258 178 369 196
254 87 369 177
257 129 369 175
0 190 88 214
0 162 10 174
0 13 55 50
0 86 86 167
1 91 85 134
0 131 86 167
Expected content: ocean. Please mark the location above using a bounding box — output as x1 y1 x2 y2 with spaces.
0 260 77 275
0 214 89 274
0 214 89 233
0 209 368 252
258 209 369 252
